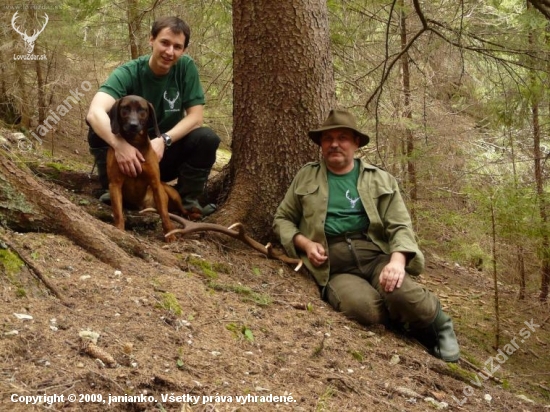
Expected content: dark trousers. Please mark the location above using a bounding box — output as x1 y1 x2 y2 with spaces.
325 238 438 328
88 126 220 186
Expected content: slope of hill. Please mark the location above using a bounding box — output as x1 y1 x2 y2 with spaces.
1 132 549 411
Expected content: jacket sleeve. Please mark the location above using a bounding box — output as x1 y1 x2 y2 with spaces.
272 174 303 259
380 177 425 275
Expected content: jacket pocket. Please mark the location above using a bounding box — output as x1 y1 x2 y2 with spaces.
296 184 319 218
371 182 393 199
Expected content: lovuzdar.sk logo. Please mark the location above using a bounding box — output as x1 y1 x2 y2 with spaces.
11 11 48 60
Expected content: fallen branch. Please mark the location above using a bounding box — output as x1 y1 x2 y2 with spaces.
0 233 70 306
458 357 503 384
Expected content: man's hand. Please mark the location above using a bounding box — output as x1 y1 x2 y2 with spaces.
379 252 407 292
305 242 328 267
293 234 328 267
113 139 145 177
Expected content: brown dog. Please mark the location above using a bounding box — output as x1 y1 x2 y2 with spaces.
107 95 187 241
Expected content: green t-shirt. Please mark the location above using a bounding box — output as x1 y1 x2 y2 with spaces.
99 54 205 135
324 159 370 237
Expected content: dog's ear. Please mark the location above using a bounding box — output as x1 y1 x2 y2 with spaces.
109 99 121 135
147 102 161 137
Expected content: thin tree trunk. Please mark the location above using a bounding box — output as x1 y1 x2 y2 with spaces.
400 0 417 221
527 1 550 301
518 245 526 300
490 201 500 349
12 28 30 130
127 0 141 59
35 48 46 126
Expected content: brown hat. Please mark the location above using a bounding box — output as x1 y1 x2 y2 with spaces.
308 109 370 147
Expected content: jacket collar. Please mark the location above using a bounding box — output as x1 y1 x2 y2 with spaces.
320 158 377 173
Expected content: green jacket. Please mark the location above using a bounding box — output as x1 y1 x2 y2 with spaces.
273 159 424 287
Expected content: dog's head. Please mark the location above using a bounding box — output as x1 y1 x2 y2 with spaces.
109 95 161 139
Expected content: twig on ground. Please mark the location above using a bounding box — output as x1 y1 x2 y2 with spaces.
0 234 70 306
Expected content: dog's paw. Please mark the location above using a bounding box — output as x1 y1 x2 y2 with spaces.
165 234 176 243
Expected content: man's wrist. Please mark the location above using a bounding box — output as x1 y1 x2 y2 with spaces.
161 133 172 147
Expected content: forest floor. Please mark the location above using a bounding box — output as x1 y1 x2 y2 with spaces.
1 131 550 411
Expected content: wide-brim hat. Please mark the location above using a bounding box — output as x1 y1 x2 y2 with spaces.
308 109 370 147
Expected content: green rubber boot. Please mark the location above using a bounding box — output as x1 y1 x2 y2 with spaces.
413 304 460 362
177 163 217 218
89 147 111 204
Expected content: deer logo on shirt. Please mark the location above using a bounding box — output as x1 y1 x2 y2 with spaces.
163 91 180 110
346 190 360 209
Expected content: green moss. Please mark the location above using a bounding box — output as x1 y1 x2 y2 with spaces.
0 249 24 275
208 281 272 306
46 162 71 172
0 179 36 214
447 362 478 384
156 292 183 316
0 250 26 298
188 256 221 279
41 162 72 179
315 385 335 412
349 350 364 362
225 323 254 342
462 350 482 368
15 287 27 298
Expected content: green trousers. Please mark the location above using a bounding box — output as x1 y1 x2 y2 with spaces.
325 238 438 328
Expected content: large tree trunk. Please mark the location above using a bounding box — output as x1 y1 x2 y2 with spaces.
224 0 334 241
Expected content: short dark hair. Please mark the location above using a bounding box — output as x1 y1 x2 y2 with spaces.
151 17 191 48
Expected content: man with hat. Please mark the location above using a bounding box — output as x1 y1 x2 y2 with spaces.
273 108 460 362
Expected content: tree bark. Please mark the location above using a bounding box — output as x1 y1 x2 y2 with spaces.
226 0 335 241
127 0 141 60
527 3 550 301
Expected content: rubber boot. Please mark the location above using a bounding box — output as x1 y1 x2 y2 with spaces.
89 147 111 205
413 304 460 362
177 163 217 218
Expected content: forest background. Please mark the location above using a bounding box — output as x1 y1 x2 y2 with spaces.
3 0 549 305
2 0 550 411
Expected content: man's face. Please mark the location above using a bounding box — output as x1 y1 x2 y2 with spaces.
149 28 186 75
320 128 359 173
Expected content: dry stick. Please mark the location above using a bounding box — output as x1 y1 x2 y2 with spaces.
0 234 69 306
459 358 502 384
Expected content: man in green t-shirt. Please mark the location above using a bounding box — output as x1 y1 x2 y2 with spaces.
273 109 460 362
86 16 220 217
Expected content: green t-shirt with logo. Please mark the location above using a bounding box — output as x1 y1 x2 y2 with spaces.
324 159 370 237
98 54 205 136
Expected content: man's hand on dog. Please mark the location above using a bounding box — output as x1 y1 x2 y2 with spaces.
113 139 146 177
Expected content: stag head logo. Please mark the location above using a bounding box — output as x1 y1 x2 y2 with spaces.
345 190 360 209
11 12 49 54
163 91 180 110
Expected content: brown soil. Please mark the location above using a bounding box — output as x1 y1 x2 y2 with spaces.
1 134 549 411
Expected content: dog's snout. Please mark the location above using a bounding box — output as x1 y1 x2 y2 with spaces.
122 108 145 133
126 118 141 131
